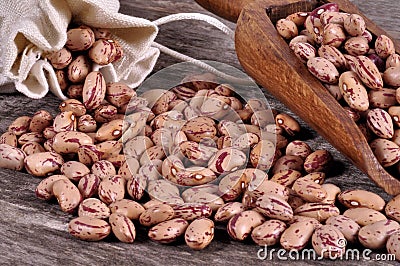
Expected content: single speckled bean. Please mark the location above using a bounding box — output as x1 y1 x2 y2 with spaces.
386 194 400 222
318 45 347 69
185 218 214 250
29 110 53 133
148 218 189 244
288 215 322 229
0 132 17 147
91 160 116 180
68 55 91 83
95 119 123 142
358 219 400 249
83 71 106 111
247 179 289 201
227 210 265 241
182 119 217 143
384 66 400 87
270 169 302 187
66 27 95 51
214 202 246 222
52 179 82 213
250 140 276 171
386 231 400 261
354 56 383 90
312 225 346 258
35 175 69 200
369 88 397 109
307 57 339 84
77 144 103 165
97 175 125 205
337 189 385 211
18 132 45 146
255 194 293 221
322 23 346 48
53 131 93 154
59 99 86 117
139 204 175 227
47 47 72 69
53 111 76 132
292 178 327 202
68 216 110 241
0 144 26 171
61 161 90 182
344 36 369 56
251 220 287 246
343 207 387 226
208 147 246 174
326 215 360 243
127 175 147 201
275 113 301 136
320 183 341 204
303 149 332 173
285 140 312 160
367 109 394 139
21 141 45 156
370 138 400 167
294 203 340 222
173 203 212 221
276 19 298 40
344 14 365 36
271 155 303 175
8 116 31 136
109 213 136 243
78 198 110 219
77 174 101 198
339 71 369 111
375 35 395 59
77 114 97 133
24 151 64 176
280 221 315 250
291 42 316 63
109 199 145 220
106 82 136 108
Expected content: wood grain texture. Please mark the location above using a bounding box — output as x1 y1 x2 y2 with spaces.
0 0 400 265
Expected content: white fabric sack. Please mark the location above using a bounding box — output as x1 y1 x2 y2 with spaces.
0 0 159 99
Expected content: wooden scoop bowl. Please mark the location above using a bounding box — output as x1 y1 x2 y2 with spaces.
195 0 400 195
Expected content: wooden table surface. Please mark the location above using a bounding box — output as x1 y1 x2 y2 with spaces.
1 0 400 265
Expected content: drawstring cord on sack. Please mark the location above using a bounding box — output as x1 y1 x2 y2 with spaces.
152 13 254 85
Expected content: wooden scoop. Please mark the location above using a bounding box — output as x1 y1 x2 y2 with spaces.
195 0 400 195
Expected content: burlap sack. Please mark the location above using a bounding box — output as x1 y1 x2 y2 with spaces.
0 0 159 99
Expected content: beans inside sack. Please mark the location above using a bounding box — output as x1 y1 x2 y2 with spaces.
276 2 400 175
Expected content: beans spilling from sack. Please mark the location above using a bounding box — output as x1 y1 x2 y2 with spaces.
44 24 123 97
1 69 400 260
275 3 400 175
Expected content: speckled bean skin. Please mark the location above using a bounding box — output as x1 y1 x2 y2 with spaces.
68 55 91 83
172 203 212 221
251 220 287 246
375 35 395 59
88 39 120 65
292 178 327 202
78 198 110 219
77 174 101 198
344 37 369 56
182 119 217 143
148 218 189 244
77 114 97 133
35 175 69 200
0 132 17 147
320 183 341 204
326 215 360 243
95 119 123 142
367 109 394 139
358 219 400 249
248 179 289 201
185 192 224 212
127 175 147 201
280 221 315 250
214 202 246 222
68 216 111 241
303 149 332 173
208 147 246 174
82 71 106 111
255 194 293 221
61 161 90 182
291 42 316 63
139 204 175 227
59 99 86 117
369 88 397 109
0 144 26 171
106 82 136 108
21 141 45 156
386 231 400 261
285 140 312 160
77 144 103 165
66 27 95 51
384 66 400 87
29 110 53 133
227 210 265 241
109 199 145 220
294 203 340 222
52 131 93 154
17 132 44 146
343 207 387 226
276 19 298 39
288 215 322 229
270 169 302 187
91 160 116 180
307 57 339 84
52 179 82 213
312 225 346 258
339 71 369 111
24 151 64 176
53 111 76 132
97 175 125 205
139 145 166 166
109 213 136 243
322 23 346 48
271 155 303 175
354 56 383 90
386 195 400 222
320 11 349 25
370 138 400 167
344 14 365 36
185 218 214 250
250 140 276 171
8 116 31 136
337 189 385 210
47 47 72 69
